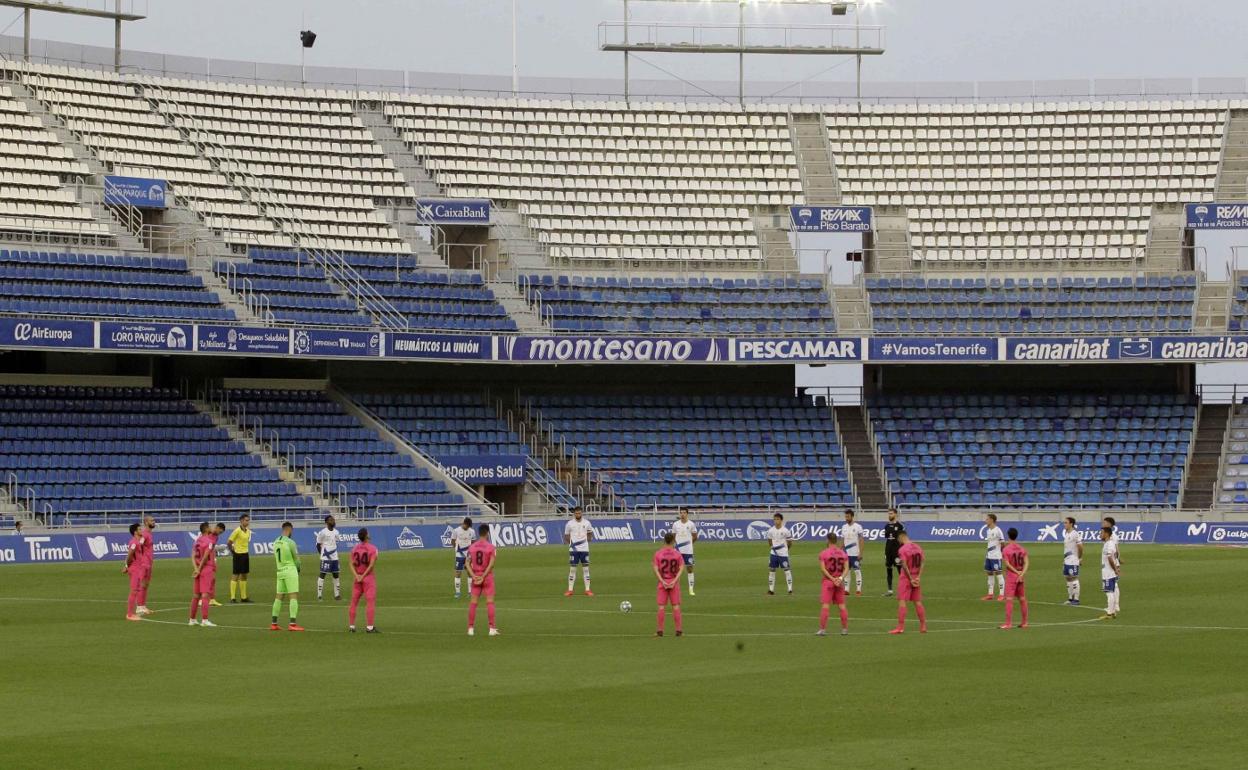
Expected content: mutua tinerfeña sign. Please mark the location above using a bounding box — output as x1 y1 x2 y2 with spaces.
416 198 491 226
1185 202 1248 229
789 205 873 233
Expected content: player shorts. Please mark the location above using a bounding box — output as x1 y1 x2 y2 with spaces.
984 558 1002 572
1063 564 1080 577
898 579 922 602
847 556 861 570
128 566 144 592
1004 579 1025 599
569 551 590 566
275 570 299 595
656 585 681 606
884 549 900 569
194 569 216 596
680 553 695 567
352 577 377 602
820 579 847 605
769 554 790 570
470 575 495 598
454 553 467 571
231 552 250 575
1102 577 1118 593
320 556 339 575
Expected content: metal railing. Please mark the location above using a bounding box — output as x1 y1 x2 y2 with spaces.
54 504 325 529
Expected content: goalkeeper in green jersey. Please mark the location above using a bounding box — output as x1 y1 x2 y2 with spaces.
271 522 304 632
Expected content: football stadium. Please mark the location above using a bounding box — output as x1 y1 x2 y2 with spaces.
1 1 1247 767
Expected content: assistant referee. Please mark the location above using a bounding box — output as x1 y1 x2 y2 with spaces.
227 513 253 603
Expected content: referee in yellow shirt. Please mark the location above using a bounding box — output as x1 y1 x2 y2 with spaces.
227 513 253 603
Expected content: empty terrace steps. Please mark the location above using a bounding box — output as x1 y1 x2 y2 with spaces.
833 405 889 510
1215 109 1248 201
1195 280 1230 333
1183 403 1230 509
194 399 339 517
789 114 840 204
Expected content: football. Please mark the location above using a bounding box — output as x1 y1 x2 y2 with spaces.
619 601 632 613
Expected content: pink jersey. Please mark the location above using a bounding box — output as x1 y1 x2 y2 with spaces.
137 527 156 568
898 542 924 582
1003 542 1027 581
466 539 496 578
192 534 217 572
350 542 379 579
819 546 848 581
653 546 683 585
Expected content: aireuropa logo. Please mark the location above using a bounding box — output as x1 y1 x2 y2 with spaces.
86 536 109 560
397 527 425 550
1119 338 1153 359
166 326 188 349
13 322 74 343
1209 526 1248 544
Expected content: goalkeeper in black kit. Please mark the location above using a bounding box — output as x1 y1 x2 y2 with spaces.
883 507 904 597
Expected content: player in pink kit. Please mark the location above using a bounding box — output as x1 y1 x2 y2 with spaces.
1000 528 1030 629
189 521 226 627
123 523 144 621
134 515 157 615
349 528 380 633
817 532 850 636
890 532 928 635
466 523 499 637
653 532 685 637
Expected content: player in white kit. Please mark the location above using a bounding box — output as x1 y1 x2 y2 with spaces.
564 506 594 597
765 513 794 596
1099 524 1121 619
841 509 865 596
315 515 342 601
982 513 1005 601
450 517 475 598
1062 516 1084 606
671 507 699 596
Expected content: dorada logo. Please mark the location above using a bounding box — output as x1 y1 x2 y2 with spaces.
397 527 425 550
294 330 311 355
492 522 549 547
86 536 109 560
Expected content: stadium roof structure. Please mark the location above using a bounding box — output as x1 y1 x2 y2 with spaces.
0 0 147 71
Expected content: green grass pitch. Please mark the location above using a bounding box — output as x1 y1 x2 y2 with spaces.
1 541 1246 769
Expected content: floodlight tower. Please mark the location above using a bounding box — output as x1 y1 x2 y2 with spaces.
0 0 147 72
600 0 884 105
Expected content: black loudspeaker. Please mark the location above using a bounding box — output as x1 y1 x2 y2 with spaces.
300 30 317 49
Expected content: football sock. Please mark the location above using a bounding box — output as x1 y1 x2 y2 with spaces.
1113 586 1121 612
988 576 996 595
1020 599 1028 625
189 597 200 620
896 604 907 629
673 607 682 633
137 586 148 607
366 598 375 627
1072 580 1081 601
886 567 894 590
854 570 863 592
127 590 138 616
348 596 358 626
567 568 576 592
289 599 298 622
657 608 666 633
200 596 211 620
768 572 776 592
317 577 324 598
455 576 462 594
240 580 248 600
916 605 928 630
582 569 591 592
486 603 496 627
997 574 1005 593
819 606 830 630
271 599 281 623
1005 600 1013 626
333 577 340 597
229 579 237 600
688 573 695 591
468 603 477 627
839 606 849 629
784 570 793 592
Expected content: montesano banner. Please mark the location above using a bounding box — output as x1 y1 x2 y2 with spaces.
498 336 729 363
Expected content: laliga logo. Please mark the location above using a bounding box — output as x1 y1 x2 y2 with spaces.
746 520 771 540
397 527 424 550
294 330 311 355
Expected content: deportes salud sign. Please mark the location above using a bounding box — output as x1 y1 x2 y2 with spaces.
1 518 1241 565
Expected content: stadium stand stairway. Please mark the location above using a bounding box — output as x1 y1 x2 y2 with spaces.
789 113 840 204
332 388 495 516
833 405 889 510
194 397 340 518
509 397 616 512
1181 403 1230 509
1215 109 1248 201
754 213 798 273
867 206 915 273
831 283 872 333
1142 204 1186 272
1213 402 1248 507
1194 279 1230 333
